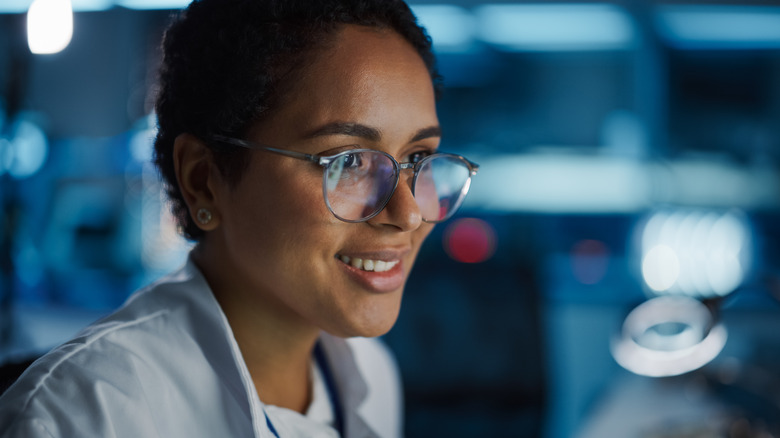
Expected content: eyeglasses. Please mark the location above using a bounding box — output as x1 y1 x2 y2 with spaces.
211 135 479 223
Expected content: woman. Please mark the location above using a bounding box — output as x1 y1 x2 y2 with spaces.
0 0 478 436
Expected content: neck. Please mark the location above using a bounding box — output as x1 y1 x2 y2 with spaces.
192 244 321 414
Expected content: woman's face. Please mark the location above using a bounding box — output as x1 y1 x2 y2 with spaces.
206 25 439 338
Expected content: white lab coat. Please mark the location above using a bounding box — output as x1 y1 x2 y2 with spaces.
0 258 403 437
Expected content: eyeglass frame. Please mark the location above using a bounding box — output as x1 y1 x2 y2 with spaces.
209 134 479 223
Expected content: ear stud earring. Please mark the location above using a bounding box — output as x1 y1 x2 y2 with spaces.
196 208 212 225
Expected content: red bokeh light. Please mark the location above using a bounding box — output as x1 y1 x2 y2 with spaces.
443 218 497 264
570 239 610 285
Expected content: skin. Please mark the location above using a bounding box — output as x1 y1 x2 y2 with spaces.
173 25 439 413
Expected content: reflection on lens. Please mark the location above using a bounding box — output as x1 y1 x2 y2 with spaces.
415 164 440 220
325 158 345 192
325 151 397 222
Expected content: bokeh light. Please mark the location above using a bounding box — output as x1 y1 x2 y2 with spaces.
0 118 49 179
642 244 680 292
443 217 497 264
570 239 610 285
27 0 73 55
637 209 751 298
8 119 49 178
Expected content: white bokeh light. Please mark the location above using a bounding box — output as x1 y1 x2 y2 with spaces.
638 209 750 298
27 0 73 55
642 244 680 292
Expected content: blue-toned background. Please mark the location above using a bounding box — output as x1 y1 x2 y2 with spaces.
2 2 780 437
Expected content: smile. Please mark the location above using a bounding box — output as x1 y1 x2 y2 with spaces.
337 255 400 272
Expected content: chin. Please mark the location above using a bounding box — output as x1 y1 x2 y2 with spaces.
356 322 396 338
330 307 401 339
335 319 397 339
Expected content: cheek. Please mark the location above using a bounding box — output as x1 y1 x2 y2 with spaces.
223 165 335 257
252 164 329 222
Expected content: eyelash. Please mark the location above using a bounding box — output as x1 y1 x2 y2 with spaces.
321 145 436 163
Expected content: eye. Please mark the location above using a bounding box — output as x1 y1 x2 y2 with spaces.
407 150 433 164
342 152 363 169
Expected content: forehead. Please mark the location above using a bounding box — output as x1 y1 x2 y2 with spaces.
249 25 438 144
307 25 429 82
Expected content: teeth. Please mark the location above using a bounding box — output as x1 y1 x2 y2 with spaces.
376 260 399 272
338 255 399 272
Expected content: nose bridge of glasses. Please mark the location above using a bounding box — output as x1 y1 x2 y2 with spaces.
399 162 423 184
396 163 417 189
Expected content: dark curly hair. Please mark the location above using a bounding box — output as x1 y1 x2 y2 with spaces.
153 0 440 240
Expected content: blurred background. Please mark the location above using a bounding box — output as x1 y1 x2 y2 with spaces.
1 0 780 437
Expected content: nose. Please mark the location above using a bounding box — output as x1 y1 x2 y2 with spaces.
368 171 423 231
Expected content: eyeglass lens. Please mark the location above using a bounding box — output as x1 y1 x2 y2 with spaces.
415 154 472 222
323 151 471 222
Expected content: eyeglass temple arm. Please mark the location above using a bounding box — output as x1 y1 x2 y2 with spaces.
210 135 320 163
213 135 479 175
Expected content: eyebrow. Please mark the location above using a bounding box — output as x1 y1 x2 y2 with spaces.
410 126 442 143
305 122 442 144
305 122 381 142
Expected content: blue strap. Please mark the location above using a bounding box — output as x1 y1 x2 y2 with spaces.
314 342 345 436
265 412 280 438
262 342 343 438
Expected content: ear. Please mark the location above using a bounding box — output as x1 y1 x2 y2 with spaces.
173 133 221 231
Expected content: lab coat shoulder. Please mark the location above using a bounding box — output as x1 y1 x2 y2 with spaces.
0 311 172 437
0 265 255 438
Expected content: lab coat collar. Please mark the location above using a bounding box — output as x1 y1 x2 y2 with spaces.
318 333 376 438
183 257 379 438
